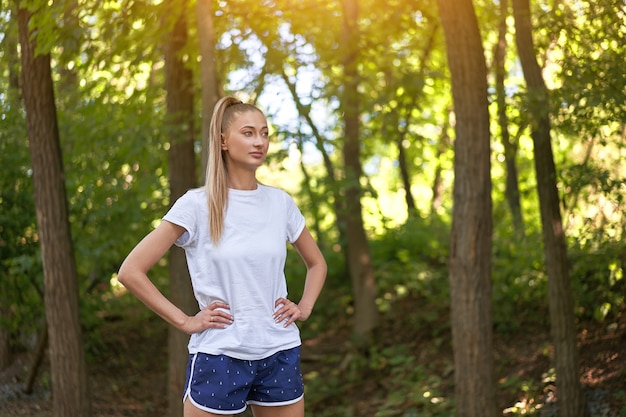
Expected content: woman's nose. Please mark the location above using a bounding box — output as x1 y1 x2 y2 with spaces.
252 134 264 146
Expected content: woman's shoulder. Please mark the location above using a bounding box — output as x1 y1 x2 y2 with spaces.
258 184 293 200
170 187 206 209
258 185 302 213
181 187 206 200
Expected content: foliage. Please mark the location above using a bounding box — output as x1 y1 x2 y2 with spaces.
491 229 550 332
0 94 44 340
371 214 450 310
548 0 626 139
569 239 625 323
60 89 170 293
1 0 625 414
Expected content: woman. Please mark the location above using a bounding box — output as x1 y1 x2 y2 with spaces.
118 96 327 417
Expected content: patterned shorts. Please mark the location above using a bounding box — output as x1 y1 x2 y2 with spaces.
182 346 304 414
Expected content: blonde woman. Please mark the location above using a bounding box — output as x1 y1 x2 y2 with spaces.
118 96 327 417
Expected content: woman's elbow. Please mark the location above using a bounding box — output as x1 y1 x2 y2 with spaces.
316 258 328 278
116 262 134 288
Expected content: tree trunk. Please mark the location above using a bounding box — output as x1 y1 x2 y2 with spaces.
341 0 378 344
382 102 417 215
382 23 438 218
296 137 325 248
381 73 418 215
196 0 220 181
431 115 451 213
436 1 496 417
279 69 345 251
511 1 584 416
17 7 91 417
495 0 524 235
396 128 417 213
163 2 198 416
403 24 438 216
24 324 48 395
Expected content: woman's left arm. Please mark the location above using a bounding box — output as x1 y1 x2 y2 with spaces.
274 227 327 326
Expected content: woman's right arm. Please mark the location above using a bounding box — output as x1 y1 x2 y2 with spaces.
117 220 230 334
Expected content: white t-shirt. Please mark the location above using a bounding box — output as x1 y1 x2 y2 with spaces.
162 185 306 360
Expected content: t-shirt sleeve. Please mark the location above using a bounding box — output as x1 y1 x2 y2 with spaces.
163 190 199 247
285 192 306 244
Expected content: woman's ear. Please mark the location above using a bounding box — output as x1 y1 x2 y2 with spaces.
220 133 227 150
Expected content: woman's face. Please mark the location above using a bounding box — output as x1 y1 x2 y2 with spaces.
221 110 269 172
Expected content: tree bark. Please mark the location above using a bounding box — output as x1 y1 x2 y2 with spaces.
341 0 378 344
17 7 91 417
512 1 584 416
196 0 220 181
163 2 198 416
436 1 496 416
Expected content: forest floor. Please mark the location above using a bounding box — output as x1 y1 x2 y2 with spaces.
1 296 625 417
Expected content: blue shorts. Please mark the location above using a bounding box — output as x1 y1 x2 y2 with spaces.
182 346 304 414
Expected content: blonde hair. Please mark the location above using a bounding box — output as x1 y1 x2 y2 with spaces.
205 96 263 244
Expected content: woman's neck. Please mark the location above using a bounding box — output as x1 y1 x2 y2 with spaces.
227 172 258 190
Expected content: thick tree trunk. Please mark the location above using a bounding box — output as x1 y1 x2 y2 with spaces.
17 7 91 417
196 0 220 181
341 0 378 343
436 1 496 417
495 0 524 235
163 2 198 417
512 1 584 416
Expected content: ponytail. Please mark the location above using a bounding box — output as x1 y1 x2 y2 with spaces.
204 96 262 244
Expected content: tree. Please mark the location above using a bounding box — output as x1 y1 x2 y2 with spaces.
512 1 584 415
340 0 379 343
279 70 336 248
196 0 220 179
431 113 453 213
436 0 495 416
163 0 198 415
17 4 91 416
493 0 524 235
379 21 441 217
